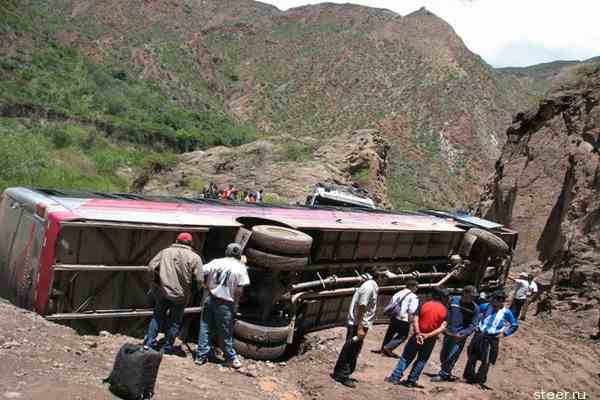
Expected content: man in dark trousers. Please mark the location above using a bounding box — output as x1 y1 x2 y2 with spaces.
144 232 202 354
195 243 250 369
431 285 480 382
332 274 379 388
464 290 518 390
375 279 419 358
386 287 449 388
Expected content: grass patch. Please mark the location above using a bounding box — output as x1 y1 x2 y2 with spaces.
277 142 313 162
0 37 258 153
351 166 371 187
0 118 176 192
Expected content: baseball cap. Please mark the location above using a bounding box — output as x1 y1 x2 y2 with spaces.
177 232 193 242
225 243 242 259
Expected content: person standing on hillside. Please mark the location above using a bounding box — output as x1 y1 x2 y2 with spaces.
374 280 419 358
144 232 202 355
195 243 250 369
385 287 449 388
510 272 538 320
591 313 600 340
431 285 480 382
463 290 518 390
332 274 379 388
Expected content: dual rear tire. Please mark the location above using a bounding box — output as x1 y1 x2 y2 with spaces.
233 320 293 361
245 225 313 271
234 225 309 360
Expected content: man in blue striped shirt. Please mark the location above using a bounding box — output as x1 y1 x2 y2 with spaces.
463 290 518 389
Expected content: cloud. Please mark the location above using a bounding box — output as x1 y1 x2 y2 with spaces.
265 0 600 67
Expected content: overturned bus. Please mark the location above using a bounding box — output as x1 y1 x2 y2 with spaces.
0 187 517 360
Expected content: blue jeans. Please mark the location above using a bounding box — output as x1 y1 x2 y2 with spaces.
196 295 236 361
439 335 467 378
144 294 185 353
389 334 436 383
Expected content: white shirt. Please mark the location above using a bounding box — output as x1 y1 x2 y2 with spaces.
348 280 379 328
202 257 250 302
391 288 419 322
514 279 538 300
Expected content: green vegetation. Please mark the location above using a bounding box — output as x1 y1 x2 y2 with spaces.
351 167 371 187
277 142 313 162
0 3 260 193
0 42 257 152
0 118 175 192
262 193 285 205
188 177 206 192
387 157 422 211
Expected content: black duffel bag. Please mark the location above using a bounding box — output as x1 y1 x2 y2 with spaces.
105 343 163 400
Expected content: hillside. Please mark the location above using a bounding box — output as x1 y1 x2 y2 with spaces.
1 0 539 208
497 56 600 102
479 63 600 297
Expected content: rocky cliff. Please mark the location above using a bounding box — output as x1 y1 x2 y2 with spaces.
144 128 391 206
479 64 600 292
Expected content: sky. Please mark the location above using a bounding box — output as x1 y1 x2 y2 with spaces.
265 0 600 68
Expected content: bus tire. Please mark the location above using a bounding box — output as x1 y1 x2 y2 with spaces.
234 338 287 361
234 320 293 344
246 248 308 271
251 225 313 256
466 228 509 255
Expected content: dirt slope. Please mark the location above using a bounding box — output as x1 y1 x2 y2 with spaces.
1 297 598 400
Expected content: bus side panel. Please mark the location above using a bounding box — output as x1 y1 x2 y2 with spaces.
10 211 45 309
0 194 24 299
35 216 62 315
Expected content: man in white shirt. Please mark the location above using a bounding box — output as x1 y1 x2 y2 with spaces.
510 272 538 320
375 280 419 358
332 275 379 388
195 243 250 369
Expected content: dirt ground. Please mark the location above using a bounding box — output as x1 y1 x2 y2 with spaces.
0 297 599 400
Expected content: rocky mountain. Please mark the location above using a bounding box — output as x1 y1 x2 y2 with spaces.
479 63 600 293
497 56 600 104
2 0 544 208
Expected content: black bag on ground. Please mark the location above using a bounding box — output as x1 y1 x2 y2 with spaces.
105 343 162 399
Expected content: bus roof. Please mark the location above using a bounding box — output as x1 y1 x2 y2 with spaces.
4 187 464 233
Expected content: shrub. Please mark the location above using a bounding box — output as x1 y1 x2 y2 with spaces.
141 152 178 174
352 167 371 187
0 133 49 190
189 177 206 192
279 142 313 162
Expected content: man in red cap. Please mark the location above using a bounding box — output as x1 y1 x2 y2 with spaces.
144 232 202 354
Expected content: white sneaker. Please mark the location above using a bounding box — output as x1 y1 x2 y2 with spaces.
228 357 242 369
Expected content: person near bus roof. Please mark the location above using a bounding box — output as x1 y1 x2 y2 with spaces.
463 290 519 390
431 285 480 382
195 243 250 369
144 232 202 355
